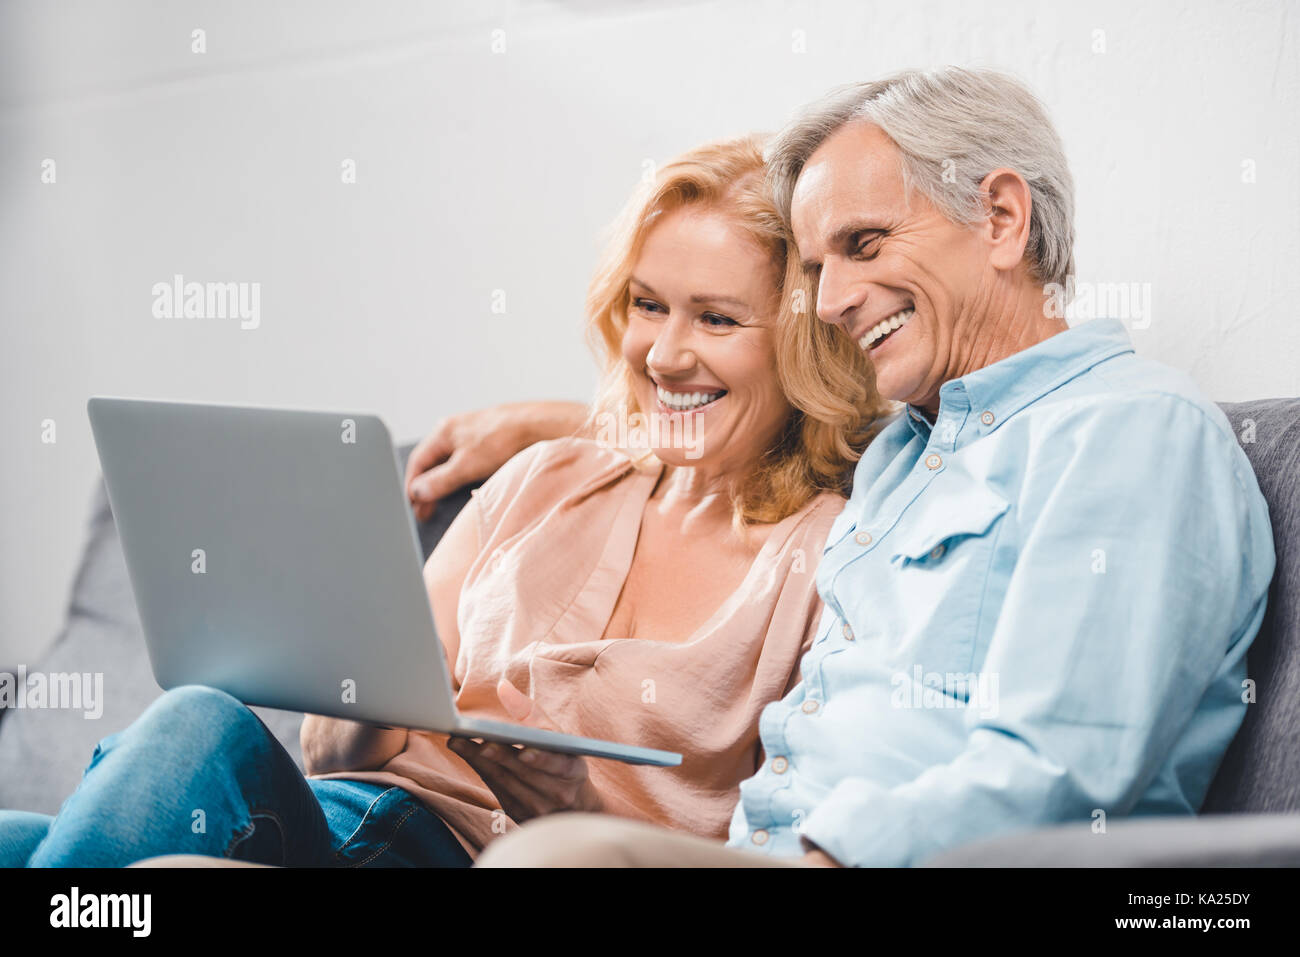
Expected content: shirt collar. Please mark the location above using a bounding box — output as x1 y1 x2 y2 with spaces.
904 318 1135 442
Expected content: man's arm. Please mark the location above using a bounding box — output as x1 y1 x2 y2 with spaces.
405 401 589 522
798 395 1275 867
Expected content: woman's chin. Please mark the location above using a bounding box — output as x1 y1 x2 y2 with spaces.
650 446 712 467
621 394 723 463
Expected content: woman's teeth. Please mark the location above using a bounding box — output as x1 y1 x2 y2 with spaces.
656 386 726 411
858 307 915 350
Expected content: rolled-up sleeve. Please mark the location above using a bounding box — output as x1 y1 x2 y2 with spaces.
798 395 1275 868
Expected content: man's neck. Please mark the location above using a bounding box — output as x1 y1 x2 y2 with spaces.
916 280 1068 421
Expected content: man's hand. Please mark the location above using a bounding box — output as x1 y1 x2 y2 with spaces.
799 839 843 867
405 401 589 522
446 679 606 824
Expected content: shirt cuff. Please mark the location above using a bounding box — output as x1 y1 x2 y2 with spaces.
798 778 923 868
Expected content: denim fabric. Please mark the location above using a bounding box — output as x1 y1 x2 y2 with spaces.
0 685 470 868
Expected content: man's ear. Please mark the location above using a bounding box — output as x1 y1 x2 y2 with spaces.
978 168 1033 274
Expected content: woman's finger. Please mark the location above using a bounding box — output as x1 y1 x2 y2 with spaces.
478 742 587 798
447 738 553 818
481 744 589 810
455 738 585 811
514 746 587 782
496 678 565 732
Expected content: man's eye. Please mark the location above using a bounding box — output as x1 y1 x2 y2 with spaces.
701 312 738 327
854 233 884 258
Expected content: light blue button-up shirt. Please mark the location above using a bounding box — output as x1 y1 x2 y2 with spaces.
726 318 1275 866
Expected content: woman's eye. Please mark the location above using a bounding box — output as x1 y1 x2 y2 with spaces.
632 298 666 315
701 312 738 328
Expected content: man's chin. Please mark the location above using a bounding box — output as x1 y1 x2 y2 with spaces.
869 368 914 406
866 349 931 405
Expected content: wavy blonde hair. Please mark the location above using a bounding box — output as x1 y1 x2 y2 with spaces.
584 133 891 529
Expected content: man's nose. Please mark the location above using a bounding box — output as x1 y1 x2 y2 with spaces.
816 260 867 327
646 317 696 375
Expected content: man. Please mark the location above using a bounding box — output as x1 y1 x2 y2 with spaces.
410 67 1275 867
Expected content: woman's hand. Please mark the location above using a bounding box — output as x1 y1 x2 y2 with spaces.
300 714 409 776
446 679 606 824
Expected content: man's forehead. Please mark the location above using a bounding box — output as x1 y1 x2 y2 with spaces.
791 121 904 239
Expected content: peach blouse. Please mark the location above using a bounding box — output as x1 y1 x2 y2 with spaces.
309 437 842 857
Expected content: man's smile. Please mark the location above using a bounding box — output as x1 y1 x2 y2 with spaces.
856 305 915 352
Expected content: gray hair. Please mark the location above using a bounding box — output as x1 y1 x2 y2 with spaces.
766 67 1075 287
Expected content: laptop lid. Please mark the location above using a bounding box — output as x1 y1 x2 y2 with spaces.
87 396 458 731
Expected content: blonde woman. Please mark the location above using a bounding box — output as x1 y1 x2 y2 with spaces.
0 135 887 868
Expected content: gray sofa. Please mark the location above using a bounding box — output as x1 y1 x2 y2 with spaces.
3 401 1298 865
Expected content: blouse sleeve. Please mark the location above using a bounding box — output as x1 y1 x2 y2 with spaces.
466 440 557 551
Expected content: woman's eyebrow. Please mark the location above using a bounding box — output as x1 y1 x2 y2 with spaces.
630 277 747 309
689 293 748 307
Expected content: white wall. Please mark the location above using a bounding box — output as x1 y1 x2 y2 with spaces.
2 0 1297 664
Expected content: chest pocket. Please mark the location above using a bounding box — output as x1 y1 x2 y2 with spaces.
889 485 1009 567
838 481 1010 678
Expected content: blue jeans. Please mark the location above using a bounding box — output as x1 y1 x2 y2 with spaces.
0 685 472 867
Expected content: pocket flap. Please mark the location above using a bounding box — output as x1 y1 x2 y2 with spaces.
890 486 1009 562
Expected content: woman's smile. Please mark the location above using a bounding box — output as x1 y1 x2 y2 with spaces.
652 381 729 414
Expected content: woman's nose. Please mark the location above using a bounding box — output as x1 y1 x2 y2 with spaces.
646 318 696 375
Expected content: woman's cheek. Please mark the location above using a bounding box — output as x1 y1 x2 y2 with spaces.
620 321 654 367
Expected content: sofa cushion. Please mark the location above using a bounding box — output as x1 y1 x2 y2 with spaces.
1202 400 1300 813
923 812 1300 866
0 445 472 815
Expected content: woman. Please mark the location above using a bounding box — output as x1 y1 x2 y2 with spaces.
0 135 887 867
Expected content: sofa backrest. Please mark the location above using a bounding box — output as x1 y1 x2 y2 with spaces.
1202 399 1300 813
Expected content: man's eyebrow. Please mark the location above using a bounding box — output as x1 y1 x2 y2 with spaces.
831 221 887 246
799 221 887 272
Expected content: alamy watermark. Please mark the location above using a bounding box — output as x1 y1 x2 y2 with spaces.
50 887 150 936
0 666 104 719
890 666 1000 718
1042 278 1152 329
152 273 260 330
593 411 704 459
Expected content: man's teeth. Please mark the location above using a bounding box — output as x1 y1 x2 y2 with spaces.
858 307 915 349
656 386 725 411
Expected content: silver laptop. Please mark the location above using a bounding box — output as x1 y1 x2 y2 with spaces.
87 396 680 768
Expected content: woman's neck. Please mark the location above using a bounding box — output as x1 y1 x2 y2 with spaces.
648 462 740 527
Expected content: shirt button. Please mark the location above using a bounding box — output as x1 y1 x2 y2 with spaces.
771 756 789 774
929 543 946 559
980 410 995 426
925 453 943 470
801 699 820 714
751 829 770 846
842 621 855 641
854 531 873 545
